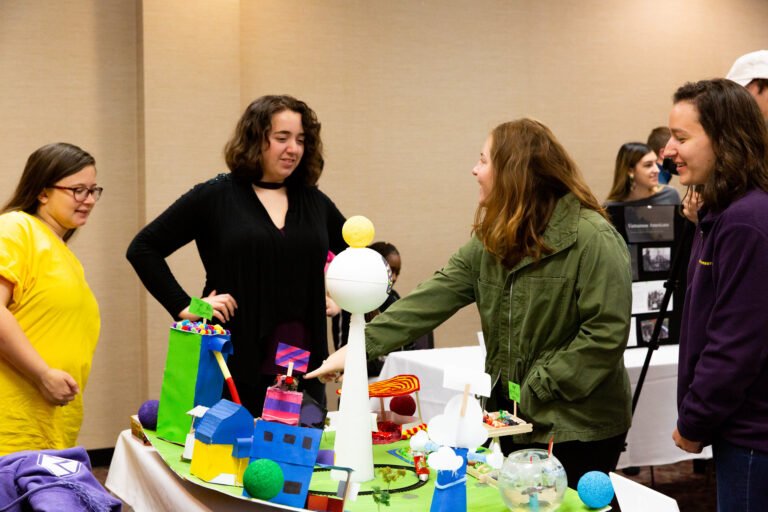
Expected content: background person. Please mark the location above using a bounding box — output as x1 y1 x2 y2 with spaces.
331 241 433 377
127 95 346 417
666 79 768 512
726 49 768 122
0 143 102 455
309 118 633 487
605 142 680 206
647 126 673 184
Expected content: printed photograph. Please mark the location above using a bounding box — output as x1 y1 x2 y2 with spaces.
632 281 672 315
642 246 671 273
640 317 670 343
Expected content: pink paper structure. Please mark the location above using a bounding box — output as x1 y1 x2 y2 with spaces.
262 387 302 425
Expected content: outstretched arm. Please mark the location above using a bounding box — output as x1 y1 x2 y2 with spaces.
305 344 346 383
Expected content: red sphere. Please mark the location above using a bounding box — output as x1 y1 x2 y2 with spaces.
390 395 416 417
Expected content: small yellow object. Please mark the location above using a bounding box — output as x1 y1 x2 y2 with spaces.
342 215 375 248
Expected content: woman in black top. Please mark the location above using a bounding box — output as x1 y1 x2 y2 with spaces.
127 95 346 416
605 142 680 206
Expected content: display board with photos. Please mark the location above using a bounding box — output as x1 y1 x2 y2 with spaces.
606 204 689 349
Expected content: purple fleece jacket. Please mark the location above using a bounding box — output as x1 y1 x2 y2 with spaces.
677 188 768 452
0 447 121 512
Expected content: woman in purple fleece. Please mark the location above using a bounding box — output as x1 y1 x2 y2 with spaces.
666 79 768 512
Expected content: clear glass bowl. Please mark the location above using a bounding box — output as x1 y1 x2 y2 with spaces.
498 448 568 511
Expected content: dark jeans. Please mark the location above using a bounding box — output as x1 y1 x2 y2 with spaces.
499 432 627 489
713 439 768 512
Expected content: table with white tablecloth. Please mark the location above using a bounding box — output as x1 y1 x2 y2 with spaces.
377 346 485 422
618 344 711 468
378 344 711 468
106 430 297 512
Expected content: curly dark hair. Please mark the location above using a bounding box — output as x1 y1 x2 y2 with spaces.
224 95 323 186
673 79 768 211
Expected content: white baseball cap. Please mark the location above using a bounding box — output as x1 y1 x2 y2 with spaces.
726 50 768 87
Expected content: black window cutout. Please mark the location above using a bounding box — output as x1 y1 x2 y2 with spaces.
302 436 313 450
263 431 273 442
283 481 302 495
283 433 296 444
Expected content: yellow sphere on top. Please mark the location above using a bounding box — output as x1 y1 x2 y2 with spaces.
343 216 375 248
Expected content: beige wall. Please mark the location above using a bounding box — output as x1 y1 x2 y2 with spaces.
0 0 766 448
0 1 140 449
138 0 242 404
240 0 768 347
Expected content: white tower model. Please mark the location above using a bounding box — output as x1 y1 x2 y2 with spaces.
325 216 391 483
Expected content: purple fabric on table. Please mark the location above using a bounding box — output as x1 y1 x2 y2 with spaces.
0 446 121 512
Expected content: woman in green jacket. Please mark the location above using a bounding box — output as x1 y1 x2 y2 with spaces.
308 118 632 486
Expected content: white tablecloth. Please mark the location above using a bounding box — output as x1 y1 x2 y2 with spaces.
379 345 711 468
619 345 711 468
378 346 485 422
106 430 299 512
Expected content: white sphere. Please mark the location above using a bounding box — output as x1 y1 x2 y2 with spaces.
326 248 390 313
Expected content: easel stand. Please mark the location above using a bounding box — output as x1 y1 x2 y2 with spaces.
631 219 695 414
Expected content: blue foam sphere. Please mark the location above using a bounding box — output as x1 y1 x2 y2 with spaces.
138 399 159 430
577 471 614 508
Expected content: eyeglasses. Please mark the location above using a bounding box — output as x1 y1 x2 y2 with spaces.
49 185 104 202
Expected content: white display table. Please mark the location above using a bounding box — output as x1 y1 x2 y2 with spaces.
378 344 711 468
106 430 297 512
619 344 711 468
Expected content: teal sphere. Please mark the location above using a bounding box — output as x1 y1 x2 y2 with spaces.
243 459 284 500
577 471 614 508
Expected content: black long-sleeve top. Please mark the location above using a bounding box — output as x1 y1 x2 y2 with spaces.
127 173 346 389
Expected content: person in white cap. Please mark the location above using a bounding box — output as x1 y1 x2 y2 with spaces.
727 50 768 121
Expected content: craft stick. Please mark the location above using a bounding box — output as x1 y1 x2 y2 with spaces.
213 351 241 404
460 383 470 417
287 361 294 377
513 401 517 417
548 435 554 458
414 391 424 423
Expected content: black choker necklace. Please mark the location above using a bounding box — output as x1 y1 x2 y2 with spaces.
253 180 286 189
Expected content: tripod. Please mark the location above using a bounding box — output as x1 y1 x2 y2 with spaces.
631 217 696 414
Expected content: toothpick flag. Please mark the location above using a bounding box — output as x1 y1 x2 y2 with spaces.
275 343 310 374
189 297 213 322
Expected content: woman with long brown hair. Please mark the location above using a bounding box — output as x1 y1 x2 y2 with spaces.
308 118 632 486
605 142 680 205
0 143 102 455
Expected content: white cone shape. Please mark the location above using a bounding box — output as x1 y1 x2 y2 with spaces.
332 313 374 482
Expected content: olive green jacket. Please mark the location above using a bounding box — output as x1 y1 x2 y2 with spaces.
365 193 632 443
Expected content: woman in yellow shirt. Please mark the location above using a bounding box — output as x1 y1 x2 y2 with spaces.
0 143 102 455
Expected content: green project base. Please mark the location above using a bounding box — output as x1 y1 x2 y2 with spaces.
143 429 608 512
